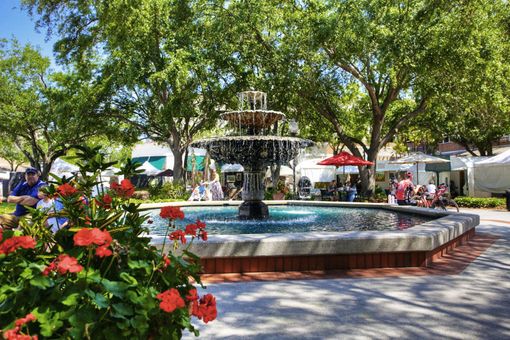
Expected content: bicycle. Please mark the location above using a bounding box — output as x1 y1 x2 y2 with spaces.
415 183 459 212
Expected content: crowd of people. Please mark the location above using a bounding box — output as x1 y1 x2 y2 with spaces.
388 171 441 206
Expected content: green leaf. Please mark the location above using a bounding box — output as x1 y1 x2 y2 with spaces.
112 302 133 317
101 279 129 298
119 272 138 287
61 292 82 306
85 289 109 308
33 308 64 337
30 275 53 289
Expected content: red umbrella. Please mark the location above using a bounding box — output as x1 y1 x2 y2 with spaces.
318 152 374 186
317 152 374 167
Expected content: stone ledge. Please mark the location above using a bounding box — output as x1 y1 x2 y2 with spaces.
148 202 479 258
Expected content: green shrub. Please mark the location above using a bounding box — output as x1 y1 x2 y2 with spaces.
148 182 187 200
454 196 506 208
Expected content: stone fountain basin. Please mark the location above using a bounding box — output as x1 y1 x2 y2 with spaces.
142 201 479 273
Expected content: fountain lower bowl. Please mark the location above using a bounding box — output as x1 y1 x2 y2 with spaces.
143 201 479 274
191 136 313 167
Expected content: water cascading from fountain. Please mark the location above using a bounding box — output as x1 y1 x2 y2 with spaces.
191 91 313 219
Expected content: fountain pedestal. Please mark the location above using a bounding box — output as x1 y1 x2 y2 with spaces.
239 169 268 219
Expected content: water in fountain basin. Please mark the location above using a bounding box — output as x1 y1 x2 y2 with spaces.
144 205 433 236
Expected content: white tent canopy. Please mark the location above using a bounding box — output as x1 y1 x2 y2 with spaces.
335 166 359 174
265 165 293 177
473 149 510 193
295 158 336 185
139 161 160 176
221 163 244 173
51 158 79 175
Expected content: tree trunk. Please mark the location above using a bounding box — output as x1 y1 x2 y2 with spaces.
170 148 185 183
359 164 375 197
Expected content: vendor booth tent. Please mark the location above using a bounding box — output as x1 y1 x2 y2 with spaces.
473 149 510 193
295 158 336 185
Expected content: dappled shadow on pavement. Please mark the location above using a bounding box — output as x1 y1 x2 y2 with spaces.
184 220 510 339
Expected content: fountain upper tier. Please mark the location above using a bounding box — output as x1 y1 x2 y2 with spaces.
221 110 285 130
192 136 312 169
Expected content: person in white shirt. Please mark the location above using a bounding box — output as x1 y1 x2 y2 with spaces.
36 186 68 233
426 181 437 199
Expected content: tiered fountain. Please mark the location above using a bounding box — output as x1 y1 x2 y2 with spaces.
191 91 313 219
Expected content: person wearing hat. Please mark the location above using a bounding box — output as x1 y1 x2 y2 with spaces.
395 171 416 206
0 167 46 229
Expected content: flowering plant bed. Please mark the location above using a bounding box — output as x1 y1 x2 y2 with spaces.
0 147 216 339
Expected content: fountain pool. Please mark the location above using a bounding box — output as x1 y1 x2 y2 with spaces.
143 201 479 274
145 205 432 236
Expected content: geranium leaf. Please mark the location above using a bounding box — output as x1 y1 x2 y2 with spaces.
61 293 82 306
84 289 109 308
33 308 63 337
30 275 53 289
119 272 138 287
112 302 134 316
101 279 129 297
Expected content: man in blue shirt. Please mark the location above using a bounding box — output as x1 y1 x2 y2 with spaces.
0 167 46 229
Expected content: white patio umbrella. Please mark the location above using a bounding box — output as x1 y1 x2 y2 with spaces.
389 152 449 185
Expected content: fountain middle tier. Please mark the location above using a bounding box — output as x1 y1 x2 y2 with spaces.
191 135 313 168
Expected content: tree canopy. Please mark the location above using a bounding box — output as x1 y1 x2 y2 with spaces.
0 39 133 179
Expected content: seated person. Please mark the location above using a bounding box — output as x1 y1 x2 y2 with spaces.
36 186 68 233
426 181 437 199
325 180 338 200
395 172 416 206
0 167 46 229
188 184 202 201
345 181 357 202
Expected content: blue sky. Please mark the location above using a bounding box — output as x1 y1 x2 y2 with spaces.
0 0 56 62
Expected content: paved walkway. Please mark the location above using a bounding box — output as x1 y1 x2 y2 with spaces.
185 208 510 340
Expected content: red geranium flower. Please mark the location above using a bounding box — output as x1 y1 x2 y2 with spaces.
196 219 206 230
186 288 199 302
95 194 112 209
199 230 208 241
156 288 185 313
0 236 36 255
55 254 83 275
43 254 83 276
159 206 184 220
192 293 217 323
169 230 186 244
185 223 198 236
57 183 78 197
14 313 36 327
73 228 112 247
95 245 112 258
111 179 135 198
162 254 171 268
4 313 37 340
